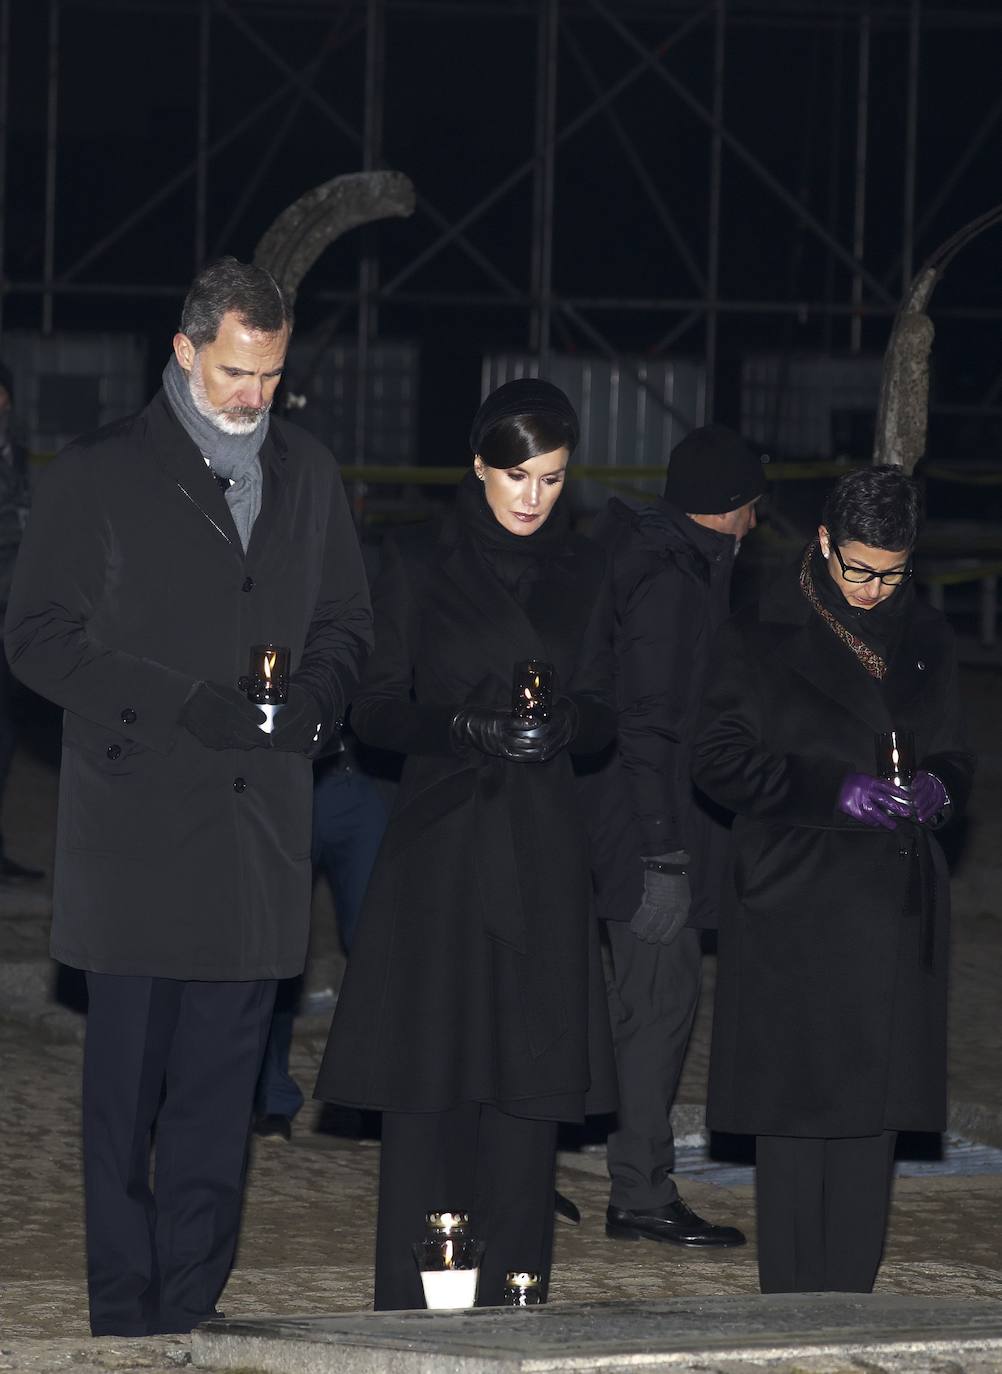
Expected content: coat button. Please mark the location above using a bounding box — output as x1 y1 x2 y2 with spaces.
233 777 247 793
120 707 137 726
106 744 122 761
242 576 255 593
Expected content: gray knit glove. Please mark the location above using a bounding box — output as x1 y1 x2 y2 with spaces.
629 850 691 945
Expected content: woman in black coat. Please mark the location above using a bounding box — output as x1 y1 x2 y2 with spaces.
692 465 973 1295
316 379 617 1309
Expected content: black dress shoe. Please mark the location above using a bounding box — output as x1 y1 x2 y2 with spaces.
554 1190 581 1225
606 1198 745 1248
0 855 45 884
252 1113 292 1141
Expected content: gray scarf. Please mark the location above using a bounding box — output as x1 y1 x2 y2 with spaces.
163 355 267 552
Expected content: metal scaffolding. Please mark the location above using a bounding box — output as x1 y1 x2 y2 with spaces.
3 0 1002 453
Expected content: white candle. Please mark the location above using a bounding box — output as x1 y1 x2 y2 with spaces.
419 1267 479 1309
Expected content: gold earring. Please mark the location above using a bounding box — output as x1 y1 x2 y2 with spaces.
476 467 485 482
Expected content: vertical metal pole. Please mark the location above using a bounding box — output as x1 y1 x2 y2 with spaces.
902 0 921 293
704 0 725 423
822 17 844 354
195 0 210 268
354 0 384 489
530 0 558 364
850 12 870 353
0 0 10 337
42 0 60 334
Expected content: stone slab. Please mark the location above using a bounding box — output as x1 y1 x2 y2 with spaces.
191 1294 1002 1374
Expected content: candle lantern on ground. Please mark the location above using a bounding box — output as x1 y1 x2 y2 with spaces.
411 1211 485 1309
502 1271 542 1306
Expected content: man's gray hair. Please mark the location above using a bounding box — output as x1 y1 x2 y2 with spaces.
179 256 294 349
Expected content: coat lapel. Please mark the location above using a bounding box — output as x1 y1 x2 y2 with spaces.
439 536 549 680
244 424 290 565
146 391 243 555
763 567 892 734
777 619 892 733
882 611 943 721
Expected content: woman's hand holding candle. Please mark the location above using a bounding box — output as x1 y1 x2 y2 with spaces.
837 772 912 830
909 770 950 825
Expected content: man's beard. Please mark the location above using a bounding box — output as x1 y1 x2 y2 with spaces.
189 355 269 436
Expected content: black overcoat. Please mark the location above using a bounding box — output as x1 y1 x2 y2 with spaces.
692 564 973 1139
315 510 619 1121
5 391 372 981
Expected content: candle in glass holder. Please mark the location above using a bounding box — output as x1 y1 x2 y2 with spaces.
502 1271 542 1307
246 643 290 735
411 1213 484 1309
511 660 554 722
874 729 916 788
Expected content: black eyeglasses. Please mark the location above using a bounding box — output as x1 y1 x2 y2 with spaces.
830 542 913 587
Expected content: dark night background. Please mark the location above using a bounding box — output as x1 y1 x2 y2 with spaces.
3 0 1002 477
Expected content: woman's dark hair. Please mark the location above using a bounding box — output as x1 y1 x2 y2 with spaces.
469 378 579 468
822 464 922 551
179 256 293 349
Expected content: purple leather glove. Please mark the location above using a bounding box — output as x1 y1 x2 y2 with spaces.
837 772 912 830
910 770 950 825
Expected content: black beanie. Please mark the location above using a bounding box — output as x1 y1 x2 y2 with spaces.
663 424 766 513
469 378 579 465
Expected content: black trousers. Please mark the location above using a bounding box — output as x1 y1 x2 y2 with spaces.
375 1103 558 1311
755 1131 897 1293
83 972 277 1336
605 922 702 1209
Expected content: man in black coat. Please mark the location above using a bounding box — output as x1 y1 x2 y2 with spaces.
4 258 372 1336
585 425 764 1248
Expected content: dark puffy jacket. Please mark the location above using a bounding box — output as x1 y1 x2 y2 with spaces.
580 496 737 929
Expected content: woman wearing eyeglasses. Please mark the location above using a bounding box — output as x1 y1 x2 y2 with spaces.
692 464 974 1294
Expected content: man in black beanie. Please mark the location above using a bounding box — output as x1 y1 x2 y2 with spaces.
583 423 764 1249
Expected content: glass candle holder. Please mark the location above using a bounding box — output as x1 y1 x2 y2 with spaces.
411 1236 485 1310
511 660 554 722
247 643 290 735
502 1271 543 1306
875 729 916 787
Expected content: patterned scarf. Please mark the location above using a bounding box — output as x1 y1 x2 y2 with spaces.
799 540 888 681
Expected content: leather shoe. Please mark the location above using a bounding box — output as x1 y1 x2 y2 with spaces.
554 1190 581 1225
253 1113 292 1142
605 1198 745 1248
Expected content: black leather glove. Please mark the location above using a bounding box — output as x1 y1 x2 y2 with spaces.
450 707 543 761
178 681 269 751
629 851 691 945
451 699 578 763
517 698 578 762
271 684 325 755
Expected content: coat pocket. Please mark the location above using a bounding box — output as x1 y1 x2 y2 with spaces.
60 715 164 856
